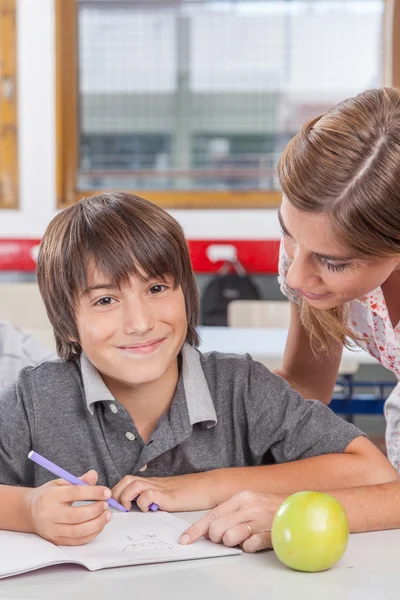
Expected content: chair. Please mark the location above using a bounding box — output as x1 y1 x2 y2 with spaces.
228 300 290 329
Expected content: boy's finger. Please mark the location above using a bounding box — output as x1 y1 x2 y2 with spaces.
79 470 99 486
119 481 155 508
55 531 103 547
55 484 111 504
134 489 165 512
57 499 109 525
111 475 141 501
57 508 112 541
52 470 99 488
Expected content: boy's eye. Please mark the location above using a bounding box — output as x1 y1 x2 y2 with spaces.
148 284 167 295
95 296 116 306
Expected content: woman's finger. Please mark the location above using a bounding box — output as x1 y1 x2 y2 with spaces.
221 520 265 547
241 532 273 553
179 495 243 544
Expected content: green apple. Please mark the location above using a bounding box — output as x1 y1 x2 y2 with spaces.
271 491 349 572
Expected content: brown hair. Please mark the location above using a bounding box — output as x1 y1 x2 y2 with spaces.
36 192 200 360
277 87 400 353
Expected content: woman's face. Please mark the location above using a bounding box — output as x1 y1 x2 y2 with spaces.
280 196 400 310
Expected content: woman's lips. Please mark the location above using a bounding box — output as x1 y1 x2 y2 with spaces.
299 289 334 301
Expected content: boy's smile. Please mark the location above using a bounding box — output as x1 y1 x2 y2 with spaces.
117 337 166 356
73 263 187 401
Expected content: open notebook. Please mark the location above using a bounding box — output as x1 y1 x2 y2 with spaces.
0 511 241 579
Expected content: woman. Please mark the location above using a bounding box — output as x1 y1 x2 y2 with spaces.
180 87 400 552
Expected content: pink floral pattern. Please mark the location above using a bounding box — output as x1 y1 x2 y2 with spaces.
278 241 400 469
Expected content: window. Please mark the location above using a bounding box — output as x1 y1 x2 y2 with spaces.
57 0 397 209
0 0 18 208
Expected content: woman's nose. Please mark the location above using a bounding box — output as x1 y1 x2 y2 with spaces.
286 254 319 291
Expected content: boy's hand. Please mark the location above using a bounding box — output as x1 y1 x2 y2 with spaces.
111 472 213 512
25 470 113 546
179 490 284 553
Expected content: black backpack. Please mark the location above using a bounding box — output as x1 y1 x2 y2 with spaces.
201 262 261 326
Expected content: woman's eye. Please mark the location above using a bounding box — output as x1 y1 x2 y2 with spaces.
323 260 348 273
280 225 292 238
95 296 116 306
148 284 167 295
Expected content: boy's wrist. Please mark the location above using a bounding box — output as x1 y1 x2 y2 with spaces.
20 487 36 533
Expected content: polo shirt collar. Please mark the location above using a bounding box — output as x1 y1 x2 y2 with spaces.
181 343 217 428
79 344 217 428
80 353 115 415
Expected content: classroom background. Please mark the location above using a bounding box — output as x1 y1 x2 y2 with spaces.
0 0 399 450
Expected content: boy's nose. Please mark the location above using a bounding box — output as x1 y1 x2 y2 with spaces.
123 300 155 335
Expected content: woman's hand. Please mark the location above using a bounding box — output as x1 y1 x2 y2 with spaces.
179 490 284 553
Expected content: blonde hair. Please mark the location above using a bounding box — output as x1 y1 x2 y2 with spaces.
277 87 400 353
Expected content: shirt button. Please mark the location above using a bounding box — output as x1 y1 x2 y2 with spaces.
110 404 118 414
139 464 148 472
125 431 136 441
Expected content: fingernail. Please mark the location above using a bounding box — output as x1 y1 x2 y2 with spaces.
179 534 190 545
106 511 112 522
104 489 111 498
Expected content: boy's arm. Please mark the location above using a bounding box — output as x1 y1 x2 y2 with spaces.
198 436 399 507
111 436 398 512
112 358 398 511
0 486 34 532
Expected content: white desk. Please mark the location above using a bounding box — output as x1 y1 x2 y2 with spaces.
1 511 399 600
198 326 379 374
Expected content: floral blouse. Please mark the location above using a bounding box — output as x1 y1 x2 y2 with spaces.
278 241 400 470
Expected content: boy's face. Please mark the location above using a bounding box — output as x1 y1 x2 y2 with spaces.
74 264 187 389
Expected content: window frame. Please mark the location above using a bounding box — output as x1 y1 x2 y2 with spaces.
56 0 398 210
0 0 18 209
56 0 282 209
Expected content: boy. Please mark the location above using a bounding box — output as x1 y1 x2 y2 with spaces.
0 193 396 547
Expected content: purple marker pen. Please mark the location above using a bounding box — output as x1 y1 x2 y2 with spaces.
28 451 159 512
28 450 128 512
28 450 159 512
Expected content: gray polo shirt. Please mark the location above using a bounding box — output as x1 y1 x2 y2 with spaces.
0 344 363 488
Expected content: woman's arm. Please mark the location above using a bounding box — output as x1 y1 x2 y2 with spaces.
181 478 400 553
275 300 342 404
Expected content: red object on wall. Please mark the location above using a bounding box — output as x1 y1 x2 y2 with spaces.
0 238 280 274
0 239 40 272
188 240 280 274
